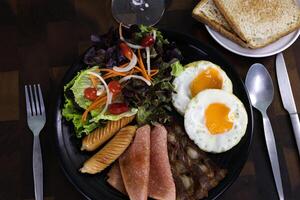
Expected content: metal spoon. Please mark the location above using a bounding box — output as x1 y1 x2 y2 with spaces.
245 63 284 200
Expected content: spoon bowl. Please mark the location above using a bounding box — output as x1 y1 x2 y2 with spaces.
245 63 274 111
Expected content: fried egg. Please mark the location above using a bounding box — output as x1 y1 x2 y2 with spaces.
172 61 233 115
184 89 248 153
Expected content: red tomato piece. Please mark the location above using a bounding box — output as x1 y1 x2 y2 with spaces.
141 35 155 47
108 103 129 114
108 80 122 94
84 87 98 101
119 42 133 60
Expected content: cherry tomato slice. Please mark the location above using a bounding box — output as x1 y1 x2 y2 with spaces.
108 103 129 114
141 35 155 47
84 87 98 101
108 80 122 94
119 42 133 60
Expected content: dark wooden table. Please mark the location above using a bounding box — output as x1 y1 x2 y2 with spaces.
0 0 299 199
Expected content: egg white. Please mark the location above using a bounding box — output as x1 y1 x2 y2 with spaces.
184 89 248 153
172 61 233 115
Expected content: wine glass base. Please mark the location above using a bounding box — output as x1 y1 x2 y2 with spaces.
111 0 165 27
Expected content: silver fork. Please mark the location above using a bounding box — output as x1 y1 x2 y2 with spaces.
25 84 46 200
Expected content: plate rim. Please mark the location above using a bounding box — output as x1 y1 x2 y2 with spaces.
206 25 300 58
54 29 254 200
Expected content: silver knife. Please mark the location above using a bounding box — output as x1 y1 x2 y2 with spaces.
276 53 300 156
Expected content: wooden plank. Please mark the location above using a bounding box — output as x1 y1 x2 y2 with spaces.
0 70 19 121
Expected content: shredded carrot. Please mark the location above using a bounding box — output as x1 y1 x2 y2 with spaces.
98 69 127 76
94 61 156 82
133 66 143 73
89 75 99 88
129 68 135 75
81 94 120 122
133 67 158 75
118 62 129 68
137 49 151 81
81 95 107 122
150 69 159 77
103 73 119 80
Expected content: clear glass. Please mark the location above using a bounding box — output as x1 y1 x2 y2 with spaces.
111 0 165 27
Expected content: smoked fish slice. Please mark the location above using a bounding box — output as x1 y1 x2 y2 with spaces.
119 125 151 200
148 124 176 200
107 162 127 194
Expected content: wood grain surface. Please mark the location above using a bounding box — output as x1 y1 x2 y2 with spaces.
0 0 299 199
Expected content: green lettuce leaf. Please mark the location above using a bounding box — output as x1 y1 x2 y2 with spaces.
171 61 184 77
90 108 138 123
64 72 81 91
62 97 99 138
70 66 100 109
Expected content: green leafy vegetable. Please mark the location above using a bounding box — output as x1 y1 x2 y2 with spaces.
90 108 138 122
134 25 169 47
123 59 178 125
70 66 99 109
62 66 138 138
62 24 185 138
62 97 99 138
171 61 184 77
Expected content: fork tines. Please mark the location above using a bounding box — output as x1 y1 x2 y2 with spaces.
25 84 45 116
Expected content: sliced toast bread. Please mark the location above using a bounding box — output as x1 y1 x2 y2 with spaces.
213 0 300 48
192 0 249 48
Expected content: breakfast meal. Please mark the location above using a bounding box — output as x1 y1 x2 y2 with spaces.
192 0 300 49
62 24 248 199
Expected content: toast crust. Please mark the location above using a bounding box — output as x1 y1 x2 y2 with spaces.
192 0 249 48
213 0 300 48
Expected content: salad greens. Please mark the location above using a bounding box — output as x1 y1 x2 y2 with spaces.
62 97 100 138
171 61 184 77
62 67 137 138
133 25 169 47
62 24 184 138
70 66 98 109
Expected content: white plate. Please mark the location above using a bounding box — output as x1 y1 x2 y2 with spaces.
206 25 300 58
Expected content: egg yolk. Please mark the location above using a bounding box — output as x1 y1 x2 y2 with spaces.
205 103 233 134
190 68 223 97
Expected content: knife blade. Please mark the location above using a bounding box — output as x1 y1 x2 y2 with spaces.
276 53 300 156
276 53 297 113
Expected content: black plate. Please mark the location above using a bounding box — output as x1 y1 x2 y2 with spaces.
54 30 253 200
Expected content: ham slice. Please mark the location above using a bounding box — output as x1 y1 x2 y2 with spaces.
149 124 176 200
107 162 127 194
119 125 151 200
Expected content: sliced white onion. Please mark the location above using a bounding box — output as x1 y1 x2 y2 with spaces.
119 23 125 41
96 85 105 96
119 23 144 49
113 53 137 72
125 41 144 49
107 91 113 105
87 72 110 114
152 30 157 41
119 75 151 86
145 47 151 75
